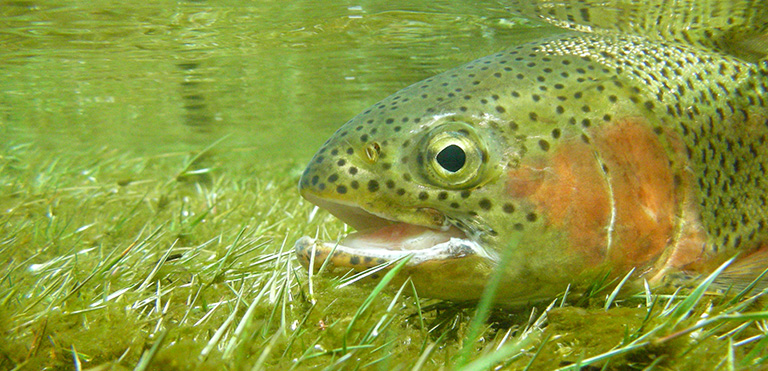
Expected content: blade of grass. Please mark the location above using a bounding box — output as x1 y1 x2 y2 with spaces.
409 279 425 337
740 333 768 367
174 134 231 179
200 281 246 361
605 267 635 311
72 344 82 371
362 279 411 345
133 328 169 371
554 326 664 371
342 254 411 351
137 240 178 291
522 333 553 371
458 330 540 371
454 233 521 368
209 226 248 283
411 342 438 371
668 258 734 324
251 325 285 371
726 267 768 306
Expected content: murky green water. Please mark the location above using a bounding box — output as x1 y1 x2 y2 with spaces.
4 3 767 369
1 0 555 161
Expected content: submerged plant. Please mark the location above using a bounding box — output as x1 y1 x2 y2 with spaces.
0 143 767 370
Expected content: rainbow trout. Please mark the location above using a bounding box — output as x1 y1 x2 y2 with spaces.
294 0 768 304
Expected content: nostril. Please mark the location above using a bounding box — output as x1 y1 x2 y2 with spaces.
364 142 381 163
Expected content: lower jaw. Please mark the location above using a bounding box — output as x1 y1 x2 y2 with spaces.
293 234 564 305
294 234 483 270
293 215 512 302
293 223 485 271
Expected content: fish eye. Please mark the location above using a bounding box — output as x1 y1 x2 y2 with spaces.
436 144 466 172
420 121 487 189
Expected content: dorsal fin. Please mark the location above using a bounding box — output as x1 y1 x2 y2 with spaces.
508 0 768 62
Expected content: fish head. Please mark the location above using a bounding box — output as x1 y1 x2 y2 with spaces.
300 110 508 234
296 37 678 303
297 110 529 300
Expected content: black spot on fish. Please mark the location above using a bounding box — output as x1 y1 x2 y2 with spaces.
479 199 492 210
644 101 655 110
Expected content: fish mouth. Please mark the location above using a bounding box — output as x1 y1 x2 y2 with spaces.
295 194 489 271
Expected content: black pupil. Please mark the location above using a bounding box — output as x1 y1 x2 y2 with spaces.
436 144 466 172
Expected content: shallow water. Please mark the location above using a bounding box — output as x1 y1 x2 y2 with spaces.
1 0 555 161
3 2 768 369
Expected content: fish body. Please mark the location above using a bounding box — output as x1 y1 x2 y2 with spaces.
294 2 768 304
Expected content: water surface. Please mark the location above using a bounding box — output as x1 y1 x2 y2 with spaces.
1 0 554 162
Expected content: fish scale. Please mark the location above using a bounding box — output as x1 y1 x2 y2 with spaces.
540 33 768 253
508 0 768 62
294 1 768 304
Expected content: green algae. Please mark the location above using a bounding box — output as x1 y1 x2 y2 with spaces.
1 142 767 370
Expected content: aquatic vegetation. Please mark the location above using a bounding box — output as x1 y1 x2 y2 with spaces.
1 142 767 370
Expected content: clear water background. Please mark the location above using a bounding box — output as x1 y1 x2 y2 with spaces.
1 0 556 163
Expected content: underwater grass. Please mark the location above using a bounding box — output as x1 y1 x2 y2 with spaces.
1 141 768 370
